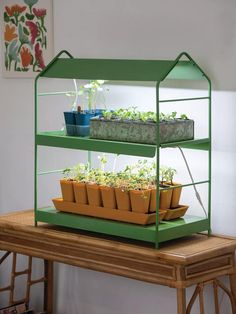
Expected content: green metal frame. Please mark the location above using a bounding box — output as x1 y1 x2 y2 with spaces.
34 51 212 248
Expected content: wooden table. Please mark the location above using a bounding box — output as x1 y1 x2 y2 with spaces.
0 210 236 314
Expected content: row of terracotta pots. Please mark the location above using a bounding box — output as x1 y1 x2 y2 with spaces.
60 179 182 214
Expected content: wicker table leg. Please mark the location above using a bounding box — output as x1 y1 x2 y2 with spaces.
229 272 236 312
44 260 54 314
177 288 186 314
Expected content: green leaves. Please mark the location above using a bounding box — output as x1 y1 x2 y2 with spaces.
102 110 113 120
4 52 8 70
24 0 38 6
25 13 34 20
62 159 178 191
8 39 19 62
101 108 189 125
180 114 188 120
18 23 29 45
23 26 29 35
4 12 10 23
159 111 188 121
159 166 177 184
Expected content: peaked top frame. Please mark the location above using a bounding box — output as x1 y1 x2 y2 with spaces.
36 50 210 83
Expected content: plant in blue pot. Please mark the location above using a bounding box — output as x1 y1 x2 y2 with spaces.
74 80 107 136
63 79 79 136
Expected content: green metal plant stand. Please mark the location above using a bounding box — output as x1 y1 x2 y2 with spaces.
34 51 211 248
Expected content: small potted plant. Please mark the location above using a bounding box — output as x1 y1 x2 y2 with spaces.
63 79 78 136
159 166 173 209
127 160 152 213
99 172 117 209
86 154 108 207
164 167 182 208
64 80 107 137
60 167 75 202
72 162 90 205
129 178 151 214
114 171 131 211
86 168 103 206
94 154 118 208
74 80 107 136
146 161 158 213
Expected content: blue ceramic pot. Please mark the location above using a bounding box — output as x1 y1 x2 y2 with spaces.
64 111 76 136
64 111 76 124
75 112 96 126
75 125 90 137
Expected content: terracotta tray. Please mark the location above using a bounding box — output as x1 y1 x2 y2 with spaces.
163 205 189 221
52 198 166 225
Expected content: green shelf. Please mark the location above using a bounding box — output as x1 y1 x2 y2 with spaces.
36 207 209 244
36 131 210 156
161 138 210 151
36 131 156 157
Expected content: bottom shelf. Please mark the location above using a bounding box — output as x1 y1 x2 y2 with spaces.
35 207 210 244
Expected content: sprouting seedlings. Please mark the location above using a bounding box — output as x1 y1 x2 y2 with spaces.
65 79 79 112
159 166 177 185
62 159 177 192
102 110 113 120
62 167 73 180
98 153 107 172
73 162 90 182
80 80 104 111
180 114 188 120
101 107 188 123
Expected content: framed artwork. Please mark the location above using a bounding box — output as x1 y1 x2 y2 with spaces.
1 0 53 77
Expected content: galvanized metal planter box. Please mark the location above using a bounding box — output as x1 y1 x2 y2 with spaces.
90 118 194 144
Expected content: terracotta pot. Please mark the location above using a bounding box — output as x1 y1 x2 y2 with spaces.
60 179 75 202
149 188 160 213
114 187 131 211
159 187 172 209
73 181 88 204
100 186 117 209
170 183 182 208
130 189 151 213
86 183 102 206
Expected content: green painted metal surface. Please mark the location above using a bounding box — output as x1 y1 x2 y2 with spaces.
41 58 175 81
36 131 209 155
165 61 206 80
160 138 210 150
159 96 209 103
36 131 156 157
157 217 209 242
34 50 212 247
36 208 209 243
37 51 208 82
36 208 156 242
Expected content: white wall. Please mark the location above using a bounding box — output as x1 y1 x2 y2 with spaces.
1 0 236 313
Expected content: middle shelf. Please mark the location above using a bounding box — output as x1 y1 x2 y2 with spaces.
36 131 210 157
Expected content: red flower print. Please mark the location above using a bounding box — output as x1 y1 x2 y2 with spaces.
20 47 32 68
5 5 26 16
33 7 46 18
25 21 39 44
35 43 45 69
